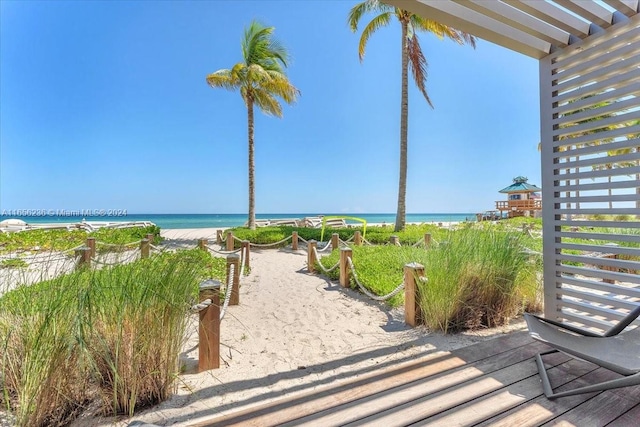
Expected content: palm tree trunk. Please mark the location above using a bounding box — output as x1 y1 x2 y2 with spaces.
394 21 409 232
248 99 256 230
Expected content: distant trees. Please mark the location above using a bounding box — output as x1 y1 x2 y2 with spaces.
348 0 475 231
206 21 299 229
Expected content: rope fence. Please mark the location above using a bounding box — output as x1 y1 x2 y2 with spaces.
311 246 340 273
346 256 406 301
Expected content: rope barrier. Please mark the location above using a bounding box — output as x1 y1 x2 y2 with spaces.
521 247 543 256
297 235 309 244
411 237 425 248
239 247 246 277
347 256 407 301
249 235 292 248
149 244 167 252
61 244 87 255
91 251 140 266
311 246 340 273
362 238 374 246
95 240 142 248
205 244 243 255
316 242 333 252
219 264 235 321
191 299 213 312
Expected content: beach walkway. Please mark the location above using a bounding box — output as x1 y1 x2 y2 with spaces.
129 230 640 427
190 330 640 426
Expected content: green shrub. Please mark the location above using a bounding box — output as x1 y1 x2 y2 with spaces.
0 249 224 426
314 228 541 332
0 226 161 254
419 228 541 332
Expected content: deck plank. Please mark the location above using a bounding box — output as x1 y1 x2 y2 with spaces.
191 332 532 427
187 331 640 427
607 402 640 426
341 352 571 427
474 363 605 427
417 358 599 427
282 341 550 427
540 380 640 427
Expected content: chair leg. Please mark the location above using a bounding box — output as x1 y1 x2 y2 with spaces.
535 352 640 399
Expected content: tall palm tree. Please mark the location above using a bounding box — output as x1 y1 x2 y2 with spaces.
206 21 299 229
348 0 475 231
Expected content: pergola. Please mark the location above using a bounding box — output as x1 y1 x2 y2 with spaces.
388 0 640 329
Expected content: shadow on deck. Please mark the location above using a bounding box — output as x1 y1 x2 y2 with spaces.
186 331 640 426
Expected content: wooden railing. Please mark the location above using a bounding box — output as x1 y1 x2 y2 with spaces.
495 199 542 211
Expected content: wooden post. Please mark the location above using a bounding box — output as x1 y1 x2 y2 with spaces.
75 247 91 269
354 231 362 246
308 240 317 273
198 238 208 250
292 231 298 251
339 248 352 288
241 240 250 269
140 238 150 259
216 229 223 244
227 254 240 306
404 262 425 327
226 232 234 251
424 233 432 249
198 279 221 371
146 233 155 244
331 233 339 251
390 235 400 246
86 237 96 258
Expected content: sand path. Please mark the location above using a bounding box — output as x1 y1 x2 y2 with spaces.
74 230 526 426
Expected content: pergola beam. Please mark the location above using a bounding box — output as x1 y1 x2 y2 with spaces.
505 0 591 38
603 0 639 16
461 0 571 47
387 0 551 58
554 0 614 28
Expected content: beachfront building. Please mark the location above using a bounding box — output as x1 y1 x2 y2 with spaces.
495 176 541 218
387 1 639 328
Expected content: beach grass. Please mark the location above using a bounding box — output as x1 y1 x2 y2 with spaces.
316 224 541 332
0 249 225 426
0 225 161 254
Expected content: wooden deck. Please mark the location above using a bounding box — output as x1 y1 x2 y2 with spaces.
190 331 640 426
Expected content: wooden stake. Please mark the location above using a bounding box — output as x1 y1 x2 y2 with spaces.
354 231 362 246
424 233 432 248
308 240 317 273
331 233 339 251
390 235 400 246
198 279 220 371
404 262 425 327
216 229 223 244
198 238 208 250
340 248 353 288
226 232 234 251
140 238 150 259
75 247 91 269
292 231 298 250
86 237 96 258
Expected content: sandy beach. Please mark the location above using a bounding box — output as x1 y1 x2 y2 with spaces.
52 226 525 426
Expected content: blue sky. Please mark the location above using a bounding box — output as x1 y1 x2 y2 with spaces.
0 0 541 215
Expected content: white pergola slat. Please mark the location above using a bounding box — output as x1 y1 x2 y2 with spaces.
386 0 640 333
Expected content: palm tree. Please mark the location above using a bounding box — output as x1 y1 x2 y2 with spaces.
206 21 299 229
348 0 475 231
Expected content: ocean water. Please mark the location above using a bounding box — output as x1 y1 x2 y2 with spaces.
1 213 476 229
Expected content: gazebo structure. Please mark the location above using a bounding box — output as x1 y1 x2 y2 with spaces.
496 176 542 218
387 1 639 327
